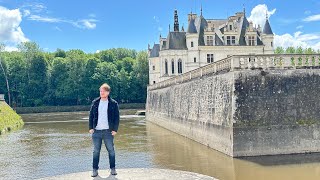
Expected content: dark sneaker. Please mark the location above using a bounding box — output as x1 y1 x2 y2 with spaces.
91 169 98 177
111 168 117 175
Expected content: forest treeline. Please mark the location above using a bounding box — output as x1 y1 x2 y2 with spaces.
0 42 148 107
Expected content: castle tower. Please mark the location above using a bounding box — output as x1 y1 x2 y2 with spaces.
261 12 274 54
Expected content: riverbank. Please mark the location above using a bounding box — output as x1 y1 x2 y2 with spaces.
15 103 145 114
0 101 24 135
38 168 215 180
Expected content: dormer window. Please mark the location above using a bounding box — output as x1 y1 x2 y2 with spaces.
191 41 194 47
207 36 213 46
248 36 255 46
229 25 232 31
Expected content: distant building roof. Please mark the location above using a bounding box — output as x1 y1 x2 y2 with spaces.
150 44 160 57
166 32 187 50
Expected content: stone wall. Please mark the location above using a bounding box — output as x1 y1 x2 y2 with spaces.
233 69 320 156
147 54 320 157
147 71 235 155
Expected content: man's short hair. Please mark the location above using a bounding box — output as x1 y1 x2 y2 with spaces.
100 83 111 92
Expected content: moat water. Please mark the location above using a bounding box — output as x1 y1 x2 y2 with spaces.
0 111 320 180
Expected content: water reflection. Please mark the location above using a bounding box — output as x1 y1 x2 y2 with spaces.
0 112 319 180
146 121 320 180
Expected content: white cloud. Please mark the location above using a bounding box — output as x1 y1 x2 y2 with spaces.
22 2 47 13
27 14 97 29
28 14 62 23
303 14 320 22
23 9 30 17
247 4 276 29
274 32 320 50
78 19 97 29
0 6 29 45
296 25 303 29
96 50 100 53
4 46 18 52
54 26 62 32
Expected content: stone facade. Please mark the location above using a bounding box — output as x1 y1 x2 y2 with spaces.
148 9 274 85
146 54 320 157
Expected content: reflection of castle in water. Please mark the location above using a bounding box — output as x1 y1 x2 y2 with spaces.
146 122 320 180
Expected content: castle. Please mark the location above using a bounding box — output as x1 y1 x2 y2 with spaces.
148 8 274 85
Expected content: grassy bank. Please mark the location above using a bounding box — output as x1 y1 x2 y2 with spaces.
15 103 145 114
0 101 24 135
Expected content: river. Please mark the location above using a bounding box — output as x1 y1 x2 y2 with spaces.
0 111 319 180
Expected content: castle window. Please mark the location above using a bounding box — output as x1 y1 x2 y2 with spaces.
153 81 156 84
227 36 236 45
171 60 175 74
178 59 182 74
165 60 168 74
271 41 273 47
191 41 194 47
194 57 197 62
248 36 255 46
229 25 232 31
207 54 214 63
207 36 213 46
152 65 155 71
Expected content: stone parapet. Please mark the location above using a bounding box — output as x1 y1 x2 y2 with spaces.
146 57 320 156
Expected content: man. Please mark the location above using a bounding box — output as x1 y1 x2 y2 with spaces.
89 83 120 177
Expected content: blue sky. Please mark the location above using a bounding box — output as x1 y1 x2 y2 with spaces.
1 0 320 52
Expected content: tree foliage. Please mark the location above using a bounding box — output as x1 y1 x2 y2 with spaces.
0 42 149 106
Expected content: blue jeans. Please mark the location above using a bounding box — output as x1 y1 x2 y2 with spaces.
92 129 115 170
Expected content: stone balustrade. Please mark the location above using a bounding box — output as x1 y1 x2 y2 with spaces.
148 54 320 90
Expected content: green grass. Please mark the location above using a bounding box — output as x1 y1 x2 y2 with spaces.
0 101 24 135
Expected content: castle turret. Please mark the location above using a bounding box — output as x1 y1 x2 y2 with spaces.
261 12 274 54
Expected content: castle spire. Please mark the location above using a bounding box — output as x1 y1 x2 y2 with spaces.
266 11 268 19
243 4 246 16
200 5 203 16
174 9 179 32
263 11 273 35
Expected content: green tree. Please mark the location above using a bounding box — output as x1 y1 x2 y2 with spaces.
46 57 69 105
54 48 66 58
285 47 296 54
296 46 304 54
95 50 115 63
0 43 11 106
25 53 48 106
81 58 100 104
304 47 315 54
110 48 137 61
129 51 149 103
115 57 135 72
93 62 119 100
275 47 284 54
6 53 28 107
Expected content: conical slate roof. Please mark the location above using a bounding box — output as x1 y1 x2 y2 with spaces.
187 18 197 33
263 19 273 34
